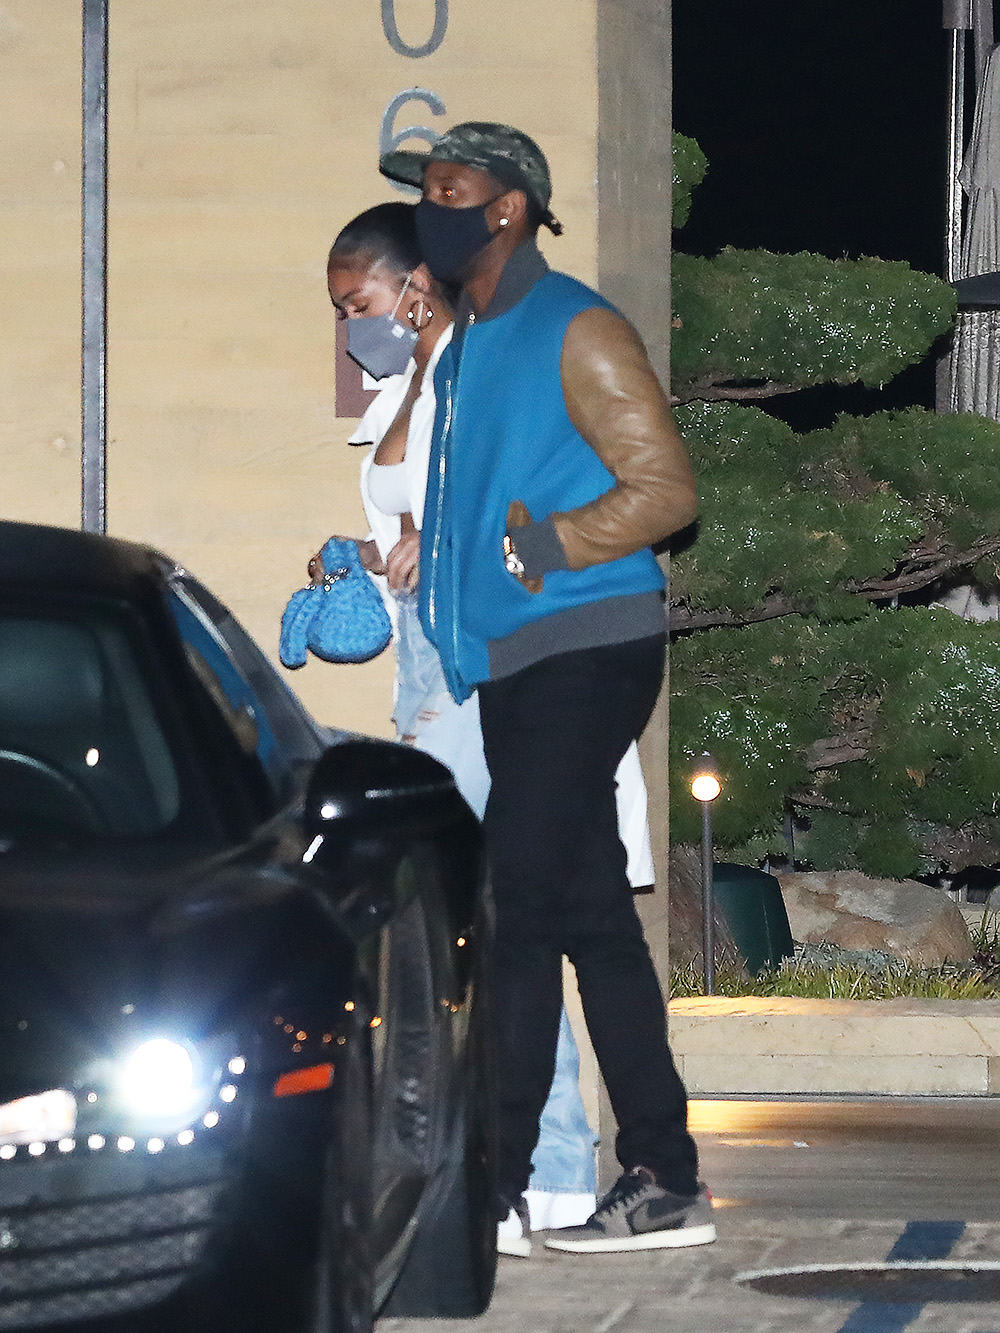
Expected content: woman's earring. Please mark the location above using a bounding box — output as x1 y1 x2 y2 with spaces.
499 217 509 227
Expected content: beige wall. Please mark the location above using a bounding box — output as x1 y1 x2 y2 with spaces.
1 0 598 736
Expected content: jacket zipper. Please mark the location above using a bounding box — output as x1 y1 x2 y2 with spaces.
429 318 483 697
427 374 452 639
427 348 469 698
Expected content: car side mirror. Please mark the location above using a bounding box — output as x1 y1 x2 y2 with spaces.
304 738 461 836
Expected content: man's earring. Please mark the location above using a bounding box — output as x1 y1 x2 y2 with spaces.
499 217 509 227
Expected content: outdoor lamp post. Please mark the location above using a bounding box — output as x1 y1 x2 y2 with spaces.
690 755 722 996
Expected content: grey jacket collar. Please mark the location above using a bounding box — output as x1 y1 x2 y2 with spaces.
456 238 550 331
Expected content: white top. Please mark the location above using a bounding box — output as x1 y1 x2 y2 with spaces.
349 323 453 564
366 460 412 518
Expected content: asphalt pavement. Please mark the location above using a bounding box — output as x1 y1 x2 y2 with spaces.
381 1098 1000 1333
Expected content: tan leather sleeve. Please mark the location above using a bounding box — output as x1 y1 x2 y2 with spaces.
550 306 698 570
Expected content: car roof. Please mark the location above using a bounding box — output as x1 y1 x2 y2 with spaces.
0 520 173 600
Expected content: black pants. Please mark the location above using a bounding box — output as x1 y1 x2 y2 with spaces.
477 633 699 1200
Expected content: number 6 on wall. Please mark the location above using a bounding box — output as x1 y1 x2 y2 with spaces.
379 89 447 194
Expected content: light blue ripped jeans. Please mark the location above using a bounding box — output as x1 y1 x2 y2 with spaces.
394 595 596 1196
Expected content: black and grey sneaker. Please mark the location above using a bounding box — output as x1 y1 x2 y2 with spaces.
497 1194 532 1258
543 1167 716 1253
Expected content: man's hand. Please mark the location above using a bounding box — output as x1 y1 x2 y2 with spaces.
385 530 420 593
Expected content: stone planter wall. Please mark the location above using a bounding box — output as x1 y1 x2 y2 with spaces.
668 996 1000 1096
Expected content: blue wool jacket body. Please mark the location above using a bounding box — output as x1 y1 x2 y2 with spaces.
418 270 666 703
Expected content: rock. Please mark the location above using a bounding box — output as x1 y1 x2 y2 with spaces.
776 870 973 968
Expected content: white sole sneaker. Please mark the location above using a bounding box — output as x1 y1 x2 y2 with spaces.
497 1232 532 1258
544 1174 718 1254
545 1220 717 1253
497 1203 532 1258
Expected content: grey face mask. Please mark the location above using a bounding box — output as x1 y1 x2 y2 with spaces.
345 274 418 381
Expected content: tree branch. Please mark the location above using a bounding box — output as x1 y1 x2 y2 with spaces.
850 535 1000 597
673 377 800 405
787 791 853 812
670 592 795 633
670 536 1000 633
805 728 871 771
925 824 1000 870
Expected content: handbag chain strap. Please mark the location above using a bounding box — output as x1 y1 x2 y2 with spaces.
321 566 352 591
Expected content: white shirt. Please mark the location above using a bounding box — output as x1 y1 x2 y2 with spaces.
349 324 453 565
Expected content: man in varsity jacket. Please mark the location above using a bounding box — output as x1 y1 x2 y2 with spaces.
380 122 712 1257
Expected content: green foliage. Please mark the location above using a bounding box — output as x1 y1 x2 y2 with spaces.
671 616 825 851
672 402 924 616
797 810 924 882
671 249 956 401
672 132 708 230
670 610 1000 876
804 408 1000 551
809 611 1000 874
672 402 1000 622
667 139 1000 878
669 957 1000 1000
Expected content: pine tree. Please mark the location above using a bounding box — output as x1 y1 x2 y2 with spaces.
669 135 1000 878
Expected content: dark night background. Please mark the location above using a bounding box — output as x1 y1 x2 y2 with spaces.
672 1 964 427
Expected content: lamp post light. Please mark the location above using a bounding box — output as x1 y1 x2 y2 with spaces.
690 754 723 995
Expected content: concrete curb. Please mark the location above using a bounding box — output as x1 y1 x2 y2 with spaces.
668 996 1000 1095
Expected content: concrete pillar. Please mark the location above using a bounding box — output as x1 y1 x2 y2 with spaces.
595 0 672 910
595 0 674 1189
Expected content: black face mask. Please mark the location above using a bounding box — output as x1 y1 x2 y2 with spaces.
415 196 502 282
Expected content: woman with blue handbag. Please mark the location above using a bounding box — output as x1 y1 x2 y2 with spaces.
308 203 656 1247
318 204 491 808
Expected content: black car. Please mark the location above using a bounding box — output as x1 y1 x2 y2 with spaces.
0 520 496 1333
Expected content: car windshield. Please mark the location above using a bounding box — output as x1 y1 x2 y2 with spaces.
165 576 328 803
0 606 182 845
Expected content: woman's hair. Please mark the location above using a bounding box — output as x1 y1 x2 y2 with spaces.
328 202 421 278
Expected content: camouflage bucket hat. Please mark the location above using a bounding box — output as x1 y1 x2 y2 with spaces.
380 121 555 220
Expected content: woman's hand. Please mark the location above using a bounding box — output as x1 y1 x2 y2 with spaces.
308 538 385 583
357 539 387 575
385 530 421 593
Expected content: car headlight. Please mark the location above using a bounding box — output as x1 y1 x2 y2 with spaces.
118 1039 200 1117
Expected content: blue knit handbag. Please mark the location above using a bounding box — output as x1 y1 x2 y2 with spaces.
279 538 392 668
